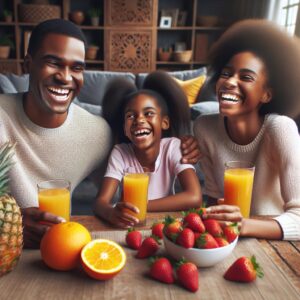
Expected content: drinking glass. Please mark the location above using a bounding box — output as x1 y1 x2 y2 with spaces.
123 168 149 225
38 179 71 221
224 161 255 218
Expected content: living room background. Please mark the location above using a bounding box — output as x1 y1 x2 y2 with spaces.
0 0 292 75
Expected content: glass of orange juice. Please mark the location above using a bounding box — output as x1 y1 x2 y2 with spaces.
123 168 149 225
224 161 255 218
38 179 71 221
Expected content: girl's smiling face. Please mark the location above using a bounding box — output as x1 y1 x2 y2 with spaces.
123 93 169 151
216 51 272 119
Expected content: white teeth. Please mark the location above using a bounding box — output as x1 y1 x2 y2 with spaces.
48 87 70 95
221 93 240 102
54 94 68 101
134 129 151 136
48 87 70 102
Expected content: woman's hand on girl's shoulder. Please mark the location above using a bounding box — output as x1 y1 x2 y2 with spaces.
180 135 202 164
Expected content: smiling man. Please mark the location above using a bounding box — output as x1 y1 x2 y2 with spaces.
0 19 113 248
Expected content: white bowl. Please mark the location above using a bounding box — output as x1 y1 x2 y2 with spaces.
163 234 238 267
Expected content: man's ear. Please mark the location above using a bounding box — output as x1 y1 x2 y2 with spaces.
162 116 170 130
262 87 273 104
23 54 32 73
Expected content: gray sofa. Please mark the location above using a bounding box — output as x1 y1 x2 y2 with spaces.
0 68 219 214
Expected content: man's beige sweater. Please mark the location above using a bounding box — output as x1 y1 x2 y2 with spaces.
0 93 112 208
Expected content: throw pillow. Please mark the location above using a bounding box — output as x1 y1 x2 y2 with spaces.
135 67 207 89
174 75 206 105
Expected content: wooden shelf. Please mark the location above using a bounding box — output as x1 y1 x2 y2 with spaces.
0 0 258 74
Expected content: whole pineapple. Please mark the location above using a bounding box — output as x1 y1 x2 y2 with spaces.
0 142 23 276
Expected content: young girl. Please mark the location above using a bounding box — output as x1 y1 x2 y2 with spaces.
95 71 202 228
194 19 300 240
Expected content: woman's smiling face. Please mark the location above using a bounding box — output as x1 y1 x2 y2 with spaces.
216 51 272 119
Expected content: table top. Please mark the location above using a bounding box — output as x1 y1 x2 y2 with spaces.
1 213 300 300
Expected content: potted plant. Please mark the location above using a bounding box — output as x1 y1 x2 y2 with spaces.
88 8 102 26
3 10 13 23
86 44 99 60
158 47 173 62
0 35 14 59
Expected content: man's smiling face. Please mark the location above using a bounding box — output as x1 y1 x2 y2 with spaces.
25 33 85 123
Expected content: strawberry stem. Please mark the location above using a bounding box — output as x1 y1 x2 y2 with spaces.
251 255 264 278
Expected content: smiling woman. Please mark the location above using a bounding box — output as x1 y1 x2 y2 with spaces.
193 19 300 241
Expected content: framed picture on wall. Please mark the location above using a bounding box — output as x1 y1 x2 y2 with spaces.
161 9 179 27
24 31 31 56
159 16 172 28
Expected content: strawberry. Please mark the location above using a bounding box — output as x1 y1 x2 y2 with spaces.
149 257 174 284
183 211 205 233
164 215 182 242
224 255 264 283
176 259 199 292
223 222 239 243
176 228 195 248
194 232 201 247
136 236 160 259
214 237 229 247
152 222 165 239
197 232 219 249
125 228 142 250
203 219 223 237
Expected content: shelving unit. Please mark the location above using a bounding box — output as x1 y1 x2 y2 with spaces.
0 0 260 74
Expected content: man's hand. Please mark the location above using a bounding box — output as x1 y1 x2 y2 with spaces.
21 207 65 249
180 135 202 164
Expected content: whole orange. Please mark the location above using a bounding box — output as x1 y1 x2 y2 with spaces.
40 222 91 271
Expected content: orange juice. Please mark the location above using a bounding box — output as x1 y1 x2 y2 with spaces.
224 167 254 218
123 173 149 224
38 188 71 221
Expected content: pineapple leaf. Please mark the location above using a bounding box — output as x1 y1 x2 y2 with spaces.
0 142 16 196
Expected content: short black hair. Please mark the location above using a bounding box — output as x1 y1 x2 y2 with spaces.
27 19 87 56
208 19 300 118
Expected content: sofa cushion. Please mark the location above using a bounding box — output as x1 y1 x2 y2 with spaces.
77 71 135 106
73 98 102 115
6 73 29 92
135 67 207 89
191 101 219 120
0 74 18 93
174 75 206 105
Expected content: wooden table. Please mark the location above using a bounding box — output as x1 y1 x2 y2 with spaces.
1 213 300 299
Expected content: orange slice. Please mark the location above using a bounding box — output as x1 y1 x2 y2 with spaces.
81 239 126 280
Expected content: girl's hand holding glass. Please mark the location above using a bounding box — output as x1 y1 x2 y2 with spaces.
108 201 140 228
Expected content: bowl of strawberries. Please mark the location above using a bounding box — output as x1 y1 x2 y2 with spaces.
162 210 239 267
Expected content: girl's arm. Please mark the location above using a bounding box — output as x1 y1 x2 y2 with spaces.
147 168 202 212
94 177 139 228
